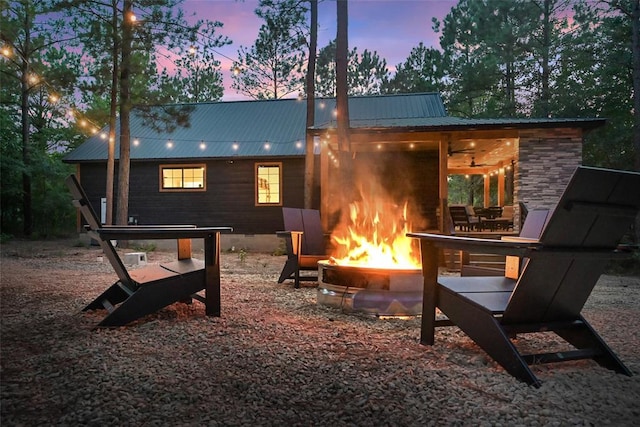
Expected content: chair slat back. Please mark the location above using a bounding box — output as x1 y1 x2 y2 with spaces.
301 209 325 255
66 175 132 284
282 207 326 256
503 167 640 324
519 209 549 239
282 207 304 232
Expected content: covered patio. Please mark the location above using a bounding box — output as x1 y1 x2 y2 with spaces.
312 116 604 235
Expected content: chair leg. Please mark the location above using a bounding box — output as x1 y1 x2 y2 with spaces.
555 316 632 376
83 281 132 311
96 272 206 327
294 265 301 289
278 258 298 283
438 288 542 387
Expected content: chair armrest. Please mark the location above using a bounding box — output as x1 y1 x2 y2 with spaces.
276 230 303 238
501 236 539 243
97 226 232 240
407 232 540 257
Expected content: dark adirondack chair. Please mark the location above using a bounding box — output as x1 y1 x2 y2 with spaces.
66 174 231 327
277 207 329 288
409 166 640 387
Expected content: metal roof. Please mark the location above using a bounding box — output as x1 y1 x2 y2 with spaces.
64 92 604 162
64 92 446 162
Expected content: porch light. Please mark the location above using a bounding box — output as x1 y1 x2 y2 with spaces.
232 143 239 151
295 141 303 149
199 141 206 150
264 142 271 150
166 140 173 149
100 133 107 140
133 139 140 146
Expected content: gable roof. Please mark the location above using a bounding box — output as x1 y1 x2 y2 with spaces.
63 92 605 163
64 92 447 162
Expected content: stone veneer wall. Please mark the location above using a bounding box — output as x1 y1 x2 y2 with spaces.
514 127 583 229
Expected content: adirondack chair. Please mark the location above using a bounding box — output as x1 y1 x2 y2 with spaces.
66 174 231 327
277 207 329 288
408 166 640 387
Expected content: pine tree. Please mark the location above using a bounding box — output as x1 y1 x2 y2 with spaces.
231 0 308 99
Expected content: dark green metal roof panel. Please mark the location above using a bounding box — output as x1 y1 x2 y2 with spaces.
64 93 446 162
63 93 602 162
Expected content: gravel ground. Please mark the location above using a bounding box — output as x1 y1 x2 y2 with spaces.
1 239 640 426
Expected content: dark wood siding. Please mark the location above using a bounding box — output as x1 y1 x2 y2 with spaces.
76 151 434 234
79 157 307 234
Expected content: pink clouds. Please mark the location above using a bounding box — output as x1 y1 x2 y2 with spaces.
181 0 456 100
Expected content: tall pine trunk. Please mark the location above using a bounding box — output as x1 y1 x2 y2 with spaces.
336 0 353 205
304 0 317 209
20 6 32 236
106 0 119 225
116 0 133 226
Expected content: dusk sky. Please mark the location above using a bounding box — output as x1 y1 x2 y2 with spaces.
179 0 458 100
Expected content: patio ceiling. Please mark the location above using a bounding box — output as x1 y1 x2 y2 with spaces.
322 129 519 174
446 136 518 173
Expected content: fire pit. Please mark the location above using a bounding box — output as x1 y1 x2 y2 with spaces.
317 260 423 316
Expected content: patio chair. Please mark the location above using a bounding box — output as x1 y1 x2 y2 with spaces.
408 166 640 387
66 174 231 327
449 205 480 231
277 207 329 288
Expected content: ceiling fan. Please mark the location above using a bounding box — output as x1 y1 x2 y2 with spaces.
469 156 488 168
447 141 474 157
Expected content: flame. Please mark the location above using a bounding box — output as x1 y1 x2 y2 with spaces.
330 199 421 269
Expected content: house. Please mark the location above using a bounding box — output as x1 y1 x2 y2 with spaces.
64 93 604 250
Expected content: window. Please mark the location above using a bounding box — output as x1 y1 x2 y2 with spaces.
160 164 206 191
256 162 282 205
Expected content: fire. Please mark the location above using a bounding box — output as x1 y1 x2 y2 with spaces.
330 199 422 269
